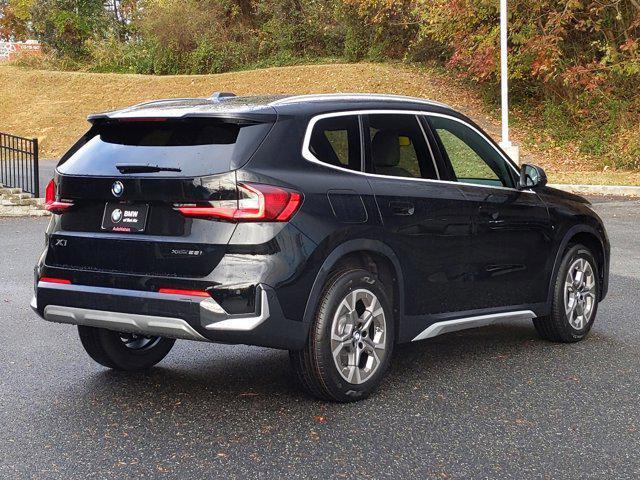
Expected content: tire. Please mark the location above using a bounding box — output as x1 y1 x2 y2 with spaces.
290 268 395 402
78 326 176 371
533 244 599 343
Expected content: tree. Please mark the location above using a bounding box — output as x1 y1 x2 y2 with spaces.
30 0 108 57
0 0 35 40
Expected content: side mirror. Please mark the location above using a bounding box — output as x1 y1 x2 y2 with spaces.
519 164 547 190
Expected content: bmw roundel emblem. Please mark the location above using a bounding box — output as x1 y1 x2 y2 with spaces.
111 181 124 198
111 208 123 223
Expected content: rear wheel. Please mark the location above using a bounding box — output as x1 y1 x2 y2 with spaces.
78 326 175 371
290 268 394 402
533 244 599 343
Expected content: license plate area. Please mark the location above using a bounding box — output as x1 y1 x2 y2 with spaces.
101 203 149 233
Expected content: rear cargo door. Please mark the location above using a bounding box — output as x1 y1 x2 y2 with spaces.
47 117 272 278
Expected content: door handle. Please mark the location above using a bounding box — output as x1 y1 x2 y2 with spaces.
389 201 415 216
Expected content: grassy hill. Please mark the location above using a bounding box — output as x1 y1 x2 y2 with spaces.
2 63 638 185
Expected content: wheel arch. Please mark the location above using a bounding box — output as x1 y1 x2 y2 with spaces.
301 239 405 333
548 225 608 305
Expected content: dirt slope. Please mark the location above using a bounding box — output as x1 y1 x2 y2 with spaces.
2 63 637 185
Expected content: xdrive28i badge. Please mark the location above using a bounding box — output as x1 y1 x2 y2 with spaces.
111 181 124 198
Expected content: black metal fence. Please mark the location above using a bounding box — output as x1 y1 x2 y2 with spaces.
0 132 39 197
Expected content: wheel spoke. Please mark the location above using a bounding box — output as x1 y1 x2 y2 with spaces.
364 339 382 364
585 276 595 292
566 296 577 319
332 316 354 341
338 298 351 315
353 346 363 367
332 340 350 362
352 366 362 384
367 294 378 314
346 365 357 383
364 337 385 353
574 269 584 288
574 314 583 329
360 311 373 332
350 290 358 311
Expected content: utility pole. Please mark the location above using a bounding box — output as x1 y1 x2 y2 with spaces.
499 0 520 164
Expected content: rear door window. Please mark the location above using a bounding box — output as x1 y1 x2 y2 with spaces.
365 113 439 180
57 118 273 177
308 115 362 171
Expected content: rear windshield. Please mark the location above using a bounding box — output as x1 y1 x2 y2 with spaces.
57 118 272 177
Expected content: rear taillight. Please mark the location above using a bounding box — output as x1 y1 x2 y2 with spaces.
158 288 210 297
39 277 71 285
175 183 302 222
44 179 73 214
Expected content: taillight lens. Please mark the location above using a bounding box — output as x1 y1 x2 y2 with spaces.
39 277 71 285
175 183 302 222
44 179 73 214
158 288 210 297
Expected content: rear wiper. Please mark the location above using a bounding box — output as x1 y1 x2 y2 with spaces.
116 164 182 174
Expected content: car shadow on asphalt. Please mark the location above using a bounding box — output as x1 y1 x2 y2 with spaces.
59 320 590 411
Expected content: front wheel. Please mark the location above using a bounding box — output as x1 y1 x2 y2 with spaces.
78 326 176 371
533 244 599 343
290 268 394 402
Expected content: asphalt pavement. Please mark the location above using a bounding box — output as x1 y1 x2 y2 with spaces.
1 197 639 479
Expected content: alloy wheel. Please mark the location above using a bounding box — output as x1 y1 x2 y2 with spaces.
119 333 162 351
330 289 387 384
564 258 596 330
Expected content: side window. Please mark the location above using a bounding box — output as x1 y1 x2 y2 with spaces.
309 115 361 171
366 114 438 180
429 116 514 188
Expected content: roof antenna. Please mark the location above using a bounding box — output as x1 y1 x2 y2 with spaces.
209 92 236 101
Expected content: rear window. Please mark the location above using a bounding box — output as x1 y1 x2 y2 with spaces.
58 118 272 177
309 115 362 171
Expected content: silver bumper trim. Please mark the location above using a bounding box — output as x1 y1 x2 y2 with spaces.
201 288 270 331
43 305 209 342
412 310 536 342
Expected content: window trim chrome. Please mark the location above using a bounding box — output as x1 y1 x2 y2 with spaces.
301 109 534 194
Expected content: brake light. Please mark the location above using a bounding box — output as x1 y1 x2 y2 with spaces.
158 288 210 297
44 179 73 214
175 183 302 222
116 117 167 123
39 277 71 285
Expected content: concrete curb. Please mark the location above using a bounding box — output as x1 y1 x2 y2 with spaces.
549 184 640 197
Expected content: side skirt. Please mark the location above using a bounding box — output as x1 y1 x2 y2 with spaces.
411 310 536 342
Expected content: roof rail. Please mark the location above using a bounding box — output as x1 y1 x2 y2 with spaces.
269 93 452 109
209 92 237 101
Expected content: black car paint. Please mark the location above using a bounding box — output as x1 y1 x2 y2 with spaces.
34 95 610 349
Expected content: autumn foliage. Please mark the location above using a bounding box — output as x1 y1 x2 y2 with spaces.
2 0 639 167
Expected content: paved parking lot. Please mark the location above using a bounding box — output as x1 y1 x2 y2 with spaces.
1 197 639 479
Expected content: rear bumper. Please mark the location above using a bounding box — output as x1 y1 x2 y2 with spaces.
32 282 309 350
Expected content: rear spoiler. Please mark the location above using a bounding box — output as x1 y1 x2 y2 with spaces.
87 111 277 124
87 96 277 124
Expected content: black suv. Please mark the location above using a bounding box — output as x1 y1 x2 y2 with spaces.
32 93 610 402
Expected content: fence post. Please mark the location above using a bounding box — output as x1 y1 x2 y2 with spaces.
33 138 40 198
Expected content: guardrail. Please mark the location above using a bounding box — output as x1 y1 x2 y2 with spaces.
0 133 39 197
